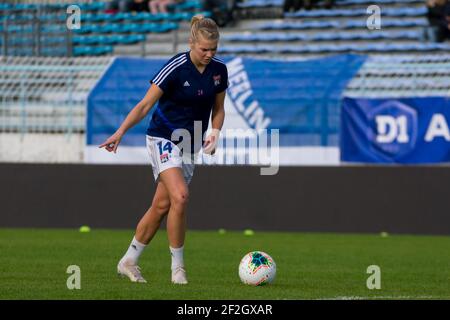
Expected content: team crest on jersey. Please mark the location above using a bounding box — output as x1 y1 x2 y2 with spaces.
160 153 169 163
213 75 221 86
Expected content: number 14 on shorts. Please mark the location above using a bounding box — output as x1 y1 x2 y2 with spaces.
157 141 173 164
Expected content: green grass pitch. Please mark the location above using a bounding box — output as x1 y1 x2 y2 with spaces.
0 228 449 300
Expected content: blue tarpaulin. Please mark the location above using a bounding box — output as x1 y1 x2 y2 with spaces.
87 54 366 148
341 96 450 163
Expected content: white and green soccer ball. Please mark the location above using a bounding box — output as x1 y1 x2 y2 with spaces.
238 251 276 286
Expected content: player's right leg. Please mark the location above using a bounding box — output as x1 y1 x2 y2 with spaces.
117 181 171 283
136 181 171 244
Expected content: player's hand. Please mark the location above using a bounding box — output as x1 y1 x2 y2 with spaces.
99 131 123 153
203 128 220 155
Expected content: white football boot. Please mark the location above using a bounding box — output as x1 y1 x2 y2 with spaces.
171 266 188 285
117 259 147 283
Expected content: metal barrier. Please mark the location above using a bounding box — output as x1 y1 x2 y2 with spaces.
345 54 450 97
0 56 111 136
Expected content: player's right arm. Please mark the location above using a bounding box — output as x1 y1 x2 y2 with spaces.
99 84 163 153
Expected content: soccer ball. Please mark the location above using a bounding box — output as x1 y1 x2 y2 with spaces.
238 251 276 286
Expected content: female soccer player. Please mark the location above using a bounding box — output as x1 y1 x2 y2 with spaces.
99 15 228 284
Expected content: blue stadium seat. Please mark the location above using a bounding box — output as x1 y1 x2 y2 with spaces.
87 13 115 22
285 7 427 18
0 3 12 10
145 13 171 21
40 14 67 22
79 34 145 45
73 24 100 34
237 0 283 8
118 34 146 44
82 36 103 45
344 18 428 29
152 22 179 32
107 12 132 22
174 0 204 10
103 35 122 45
93 46 113 55
115 24 140 33
80 13 97 23
219 42 450 54
40 36 67 45
264 21 338 30
96 24 121 33
41 25 66 33
73 46 93 56
3 13 32 22
311 33 340 41
169 12 190 21
44 3 67 10
73 45 113 56
338 0 424 5
223 30 423 42
14 3 38 10
0 25 33 33
7 48 34 56
9 37 34 46
128 12 153 21
258 18 428 30
78 2 106 11
41 47 67 56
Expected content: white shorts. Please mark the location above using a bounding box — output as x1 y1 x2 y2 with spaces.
146 135 195 184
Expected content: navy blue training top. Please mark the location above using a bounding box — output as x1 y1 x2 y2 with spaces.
147 51 228 150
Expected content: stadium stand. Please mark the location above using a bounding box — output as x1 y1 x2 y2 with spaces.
0 0 210 57
1 0 450 162
2 0 449 57
221 0 450 55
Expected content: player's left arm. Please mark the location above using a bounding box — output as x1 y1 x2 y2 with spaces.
203 90 226 154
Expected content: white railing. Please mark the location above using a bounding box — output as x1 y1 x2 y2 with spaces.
0 56 111 136
345 54 450 97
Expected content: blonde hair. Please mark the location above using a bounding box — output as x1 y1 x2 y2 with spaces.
190 14 220 42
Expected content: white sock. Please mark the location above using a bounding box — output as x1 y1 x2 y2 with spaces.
120 236 147 265
170 246 184 270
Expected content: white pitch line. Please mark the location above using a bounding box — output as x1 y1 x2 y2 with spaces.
320 296 439 300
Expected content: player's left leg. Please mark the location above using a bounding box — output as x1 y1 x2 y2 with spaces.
159 167 189 284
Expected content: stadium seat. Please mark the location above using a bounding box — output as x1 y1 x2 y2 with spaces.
0 3 12 10
13 3 38 10
128 12 154 22
73 46 113 56
285 7 427 18
222 30 423 42
96 24 119 34
153 22 179 32
78 2 106 12
42 36 67 45
237 0 283 8
258 18 428 30
118 34 146 44
169 12 191 21
174 0 204 10
219 42 450 54
73 24 100 34
338 0 424 5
